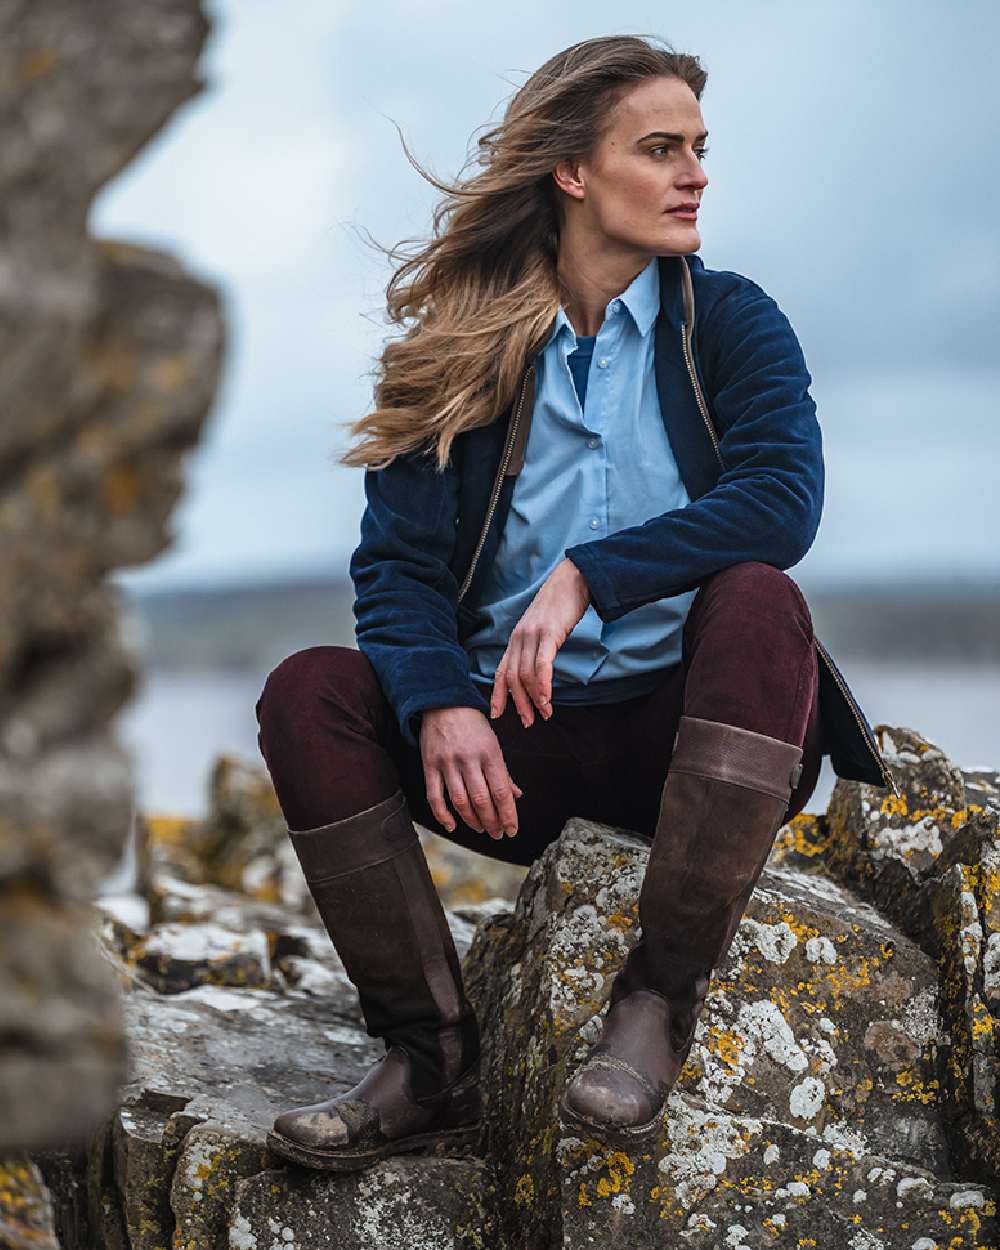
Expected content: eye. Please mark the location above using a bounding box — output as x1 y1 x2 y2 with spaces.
649 145 710 160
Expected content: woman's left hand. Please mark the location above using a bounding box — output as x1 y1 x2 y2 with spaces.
490 558 593 727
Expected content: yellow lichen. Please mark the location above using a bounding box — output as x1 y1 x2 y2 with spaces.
513 1173 535 1206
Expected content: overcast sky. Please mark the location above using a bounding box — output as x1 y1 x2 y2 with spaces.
96 0 999 595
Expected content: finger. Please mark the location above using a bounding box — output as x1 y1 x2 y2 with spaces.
443 763 482 833
491 657 509 719
424 766 456 832
534 633 559 718
483 754 520 837
461 759 504 840
509 636 536 727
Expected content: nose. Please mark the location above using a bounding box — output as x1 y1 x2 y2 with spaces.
683 157 708 193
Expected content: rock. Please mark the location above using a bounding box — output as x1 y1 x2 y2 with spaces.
40 947 492 1248
230 1159 496 1249
824 725 1000 1182
0 0 224 1155
0 895 126 1154
0 1154 60 1250
769 810 833 874
464 813 999 1247
31 725 1000 1247
419 829 528 911
131 922 272 994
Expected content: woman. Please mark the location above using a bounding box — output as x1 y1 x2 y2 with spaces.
255 34 895 1169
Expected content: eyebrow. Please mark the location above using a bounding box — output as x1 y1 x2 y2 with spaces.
636 130 709 145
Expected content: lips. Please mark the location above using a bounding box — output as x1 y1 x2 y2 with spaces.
667 204 699 214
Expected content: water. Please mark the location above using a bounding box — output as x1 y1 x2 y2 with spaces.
117 660 1000 821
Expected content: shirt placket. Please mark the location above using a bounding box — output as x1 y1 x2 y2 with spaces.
582 301 626 670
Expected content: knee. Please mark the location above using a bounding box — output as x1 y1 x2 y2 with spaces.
255 645 379 731
699 562 812 632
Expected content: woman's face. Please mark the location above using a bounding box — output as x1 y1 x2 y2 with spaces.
555 75 709 256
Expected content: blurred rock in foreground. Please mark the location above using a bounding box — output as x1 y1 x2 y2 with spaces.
0 0 224 1171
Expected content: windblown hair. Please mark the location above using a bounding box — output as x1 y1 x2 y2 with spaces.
339 35 707 473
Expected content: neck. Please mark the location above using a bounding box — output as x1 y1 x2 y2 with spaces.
556 229 653 337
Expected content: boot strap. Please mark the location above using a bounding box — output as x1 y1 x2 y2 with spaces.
671 716 803 801
289 788 414 881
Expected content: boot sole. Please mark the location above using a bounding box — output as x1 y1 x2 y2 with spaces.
557 1091 664 1150
265 1121 482 1172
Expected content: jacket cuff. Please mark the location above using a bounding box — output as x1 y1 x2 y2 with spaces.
398 683 492 751
564 544 624 624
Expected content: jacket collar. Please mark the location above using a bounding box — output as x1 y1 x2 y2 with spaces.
658 251 698 332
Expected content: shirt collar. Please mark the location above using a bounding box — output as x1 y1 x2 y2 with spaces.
616 254 660 338
542 255 661 350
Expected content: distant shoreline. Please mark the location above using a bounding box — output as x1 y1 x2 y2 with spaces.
112 570 1000 671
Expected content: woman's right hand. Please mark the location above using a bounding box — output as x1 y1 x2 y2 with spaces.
419 707 523 839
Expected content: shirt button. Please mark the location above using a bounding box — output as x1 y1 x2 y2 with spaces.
586 437 600 449
589 518 600 530
597 358 609 369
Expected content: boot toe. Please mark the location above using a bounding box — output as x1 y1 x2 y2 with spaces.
273 1098 375 1149
563 1059 656 1129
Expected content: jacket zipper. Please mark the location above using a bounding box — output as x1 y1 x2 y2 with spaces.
681 320 898 796
681 319 724 469
457 364 533 603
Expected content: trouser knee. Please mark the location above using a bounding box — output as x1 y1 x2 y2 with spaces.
255 644 381 740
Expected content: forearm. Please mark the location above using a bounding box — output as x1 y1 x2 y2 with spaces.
565 466 821 623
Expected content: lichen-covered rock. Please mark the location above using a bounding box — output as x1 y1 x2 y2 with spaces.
230 1158 496 1250
169 1123 268 1250
33 725 1000 1247
0 0 223 1154
0 1154 60 1250
32 896 496 1248
135 758 307 913
824 725 1000 1183
825 725 981 925
465 815 999 1248
99 875 494 1001
769 810 833 874
130 922 272 994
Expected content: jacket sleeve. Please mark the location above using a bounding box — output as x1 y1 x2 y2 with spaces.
349 449 491 750
564 279 825 623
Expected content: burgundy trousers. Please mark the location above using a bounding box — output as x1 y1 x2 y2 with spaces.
255 562 824 867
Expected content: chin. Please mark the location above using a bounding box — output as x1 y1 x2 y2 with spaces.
663 223 701 253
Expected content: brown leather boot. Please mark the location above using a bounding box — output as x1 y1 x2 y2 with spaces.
560 716 802 1146
266 788 482 1171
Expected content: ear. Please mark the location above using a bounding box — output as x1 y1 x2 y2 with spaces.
552 156 586 203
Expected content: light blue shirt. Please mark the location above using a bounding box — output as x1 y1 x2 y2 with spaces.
465 255 697 703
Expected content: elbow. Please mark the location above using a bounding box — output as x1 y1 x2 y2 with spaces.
780 490 822 567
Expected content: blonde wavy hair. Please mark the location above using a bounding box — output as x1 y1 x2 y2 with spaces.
339 34 707 473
